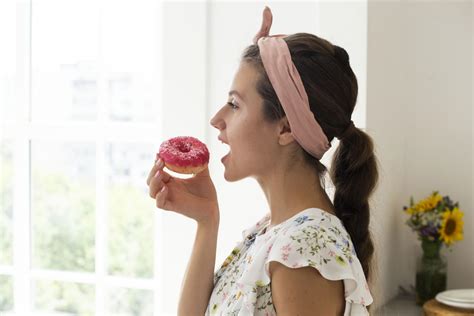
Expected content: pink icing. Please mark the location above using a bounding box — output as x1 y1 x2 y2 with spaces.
158 136 210 167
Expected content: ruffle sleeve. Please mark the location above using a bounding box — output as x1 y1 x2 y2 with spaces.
237 214 373 315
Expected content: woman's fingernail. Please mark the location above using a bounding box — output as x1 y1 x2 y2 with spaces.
157 159 165 168
155 170 161 178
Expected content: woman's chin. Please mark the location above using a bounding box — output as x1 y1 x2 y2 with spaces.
222 157 237 182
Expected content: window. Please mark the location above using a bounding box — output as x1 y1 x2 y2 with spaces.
1 0 165 314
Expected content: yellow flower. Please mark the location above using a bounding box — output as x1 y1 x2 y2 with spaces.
221 258 231 268
406 192 443 214
439 207 464 245
221 247 241 268
405 207 417 215
335 255 346 265
255 280 265 287
231 247 240 255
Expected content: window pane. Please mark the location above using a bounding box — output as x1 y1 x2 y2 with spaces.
102 0 158 122
31 0 100 121
31 141 96 271
0 0 15 122
33 279 94 315
0 139 13 265
106 143 155 278
31 0 160 123
107 287 153 316
0 275 13 312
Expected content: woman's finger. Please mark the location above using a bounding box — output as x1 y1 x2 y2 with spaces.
155 184 169 210
152 168 172 186
148 170 173 198
147 159 166 186
146 159 163 186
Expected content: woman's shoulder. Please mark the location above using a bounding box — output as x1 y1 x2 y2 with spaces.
240 208 352 251
288 208 352 243
234 208 373 313
272 208 357 264
265 207 351 243
241 212 272 240
263 208 373 308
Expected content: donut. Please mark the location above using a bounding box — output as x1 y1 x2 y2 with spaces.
157 136 210 174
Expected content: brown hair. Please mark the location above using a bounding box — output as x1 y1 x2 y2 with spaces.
241 33 379 285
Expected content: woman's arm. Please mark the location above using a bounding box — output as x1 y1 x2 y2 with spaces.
270 261 345 316
177 216 219 316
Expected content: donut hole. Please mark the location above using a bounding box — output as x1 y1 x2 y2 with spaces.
176 142 191 153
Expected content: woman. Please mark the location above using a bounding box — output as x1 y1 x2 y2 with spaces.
147 6 379 316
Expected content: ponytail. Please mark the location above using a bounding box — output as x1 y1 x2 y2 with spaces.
330 127 379 282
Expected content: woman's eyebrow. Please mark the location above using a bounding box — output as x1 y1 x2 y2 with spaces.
228 90 245 102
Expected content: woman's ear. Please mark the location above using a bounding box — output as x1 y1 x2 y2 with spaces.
278 116 296 146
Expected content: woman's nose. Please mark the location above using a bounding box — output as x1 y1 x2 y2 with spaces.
209 115 218 129
210 118 224 131
210 110 225 130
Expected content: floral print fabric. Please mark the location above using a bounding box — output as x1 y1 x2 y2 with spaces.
205 208 373 315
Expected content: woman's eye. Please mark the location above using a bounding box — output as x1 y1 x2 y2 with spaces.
226 102 238 110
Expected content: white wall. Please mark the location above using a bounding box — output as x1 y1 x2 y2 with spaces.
367 0 473 309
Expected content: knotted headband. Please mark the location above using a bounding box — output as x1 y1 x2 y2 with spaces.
253 6 332 160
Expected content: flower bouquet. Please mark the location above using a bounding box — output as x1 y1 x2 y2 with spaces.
402 191 464 305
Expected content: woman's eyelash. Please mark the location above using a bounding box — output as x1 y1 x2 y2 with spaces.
227 102 238 109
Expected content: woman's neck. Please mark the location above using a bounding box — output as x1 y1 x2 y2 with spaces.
256 159 335 229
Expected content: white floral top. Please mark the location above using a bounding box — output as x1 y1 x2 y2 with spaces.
205 208 373 315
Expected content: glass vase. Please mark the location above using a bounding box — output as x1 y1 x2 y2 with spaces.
415 239 447 305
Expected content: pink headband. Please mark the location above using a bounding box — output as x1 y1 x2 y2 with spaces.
253 6 331 160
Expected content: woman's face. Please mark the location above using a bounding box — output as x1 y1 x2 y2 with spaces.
210 62 281 182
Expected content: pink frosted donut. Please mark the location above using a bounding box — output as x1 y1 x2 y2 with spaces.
157 136 210 174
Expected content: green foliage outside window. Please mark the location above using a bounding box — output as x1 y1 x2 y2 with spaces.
0 153 155 315
32 169 96 272
0 146 13 266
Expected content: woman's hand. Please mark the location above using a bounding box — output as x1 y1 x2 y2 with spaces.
146 158 219 225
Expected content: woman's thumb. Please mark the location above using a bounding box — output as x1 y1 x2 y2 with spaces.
194 165 210 178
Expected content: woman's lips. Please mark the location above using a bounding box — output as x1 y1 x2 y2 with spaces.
221 152 230 163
